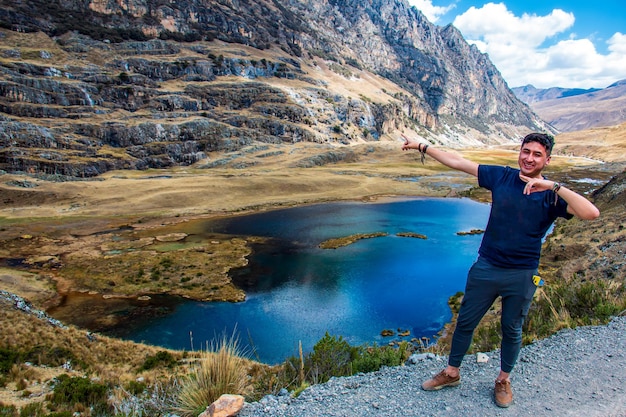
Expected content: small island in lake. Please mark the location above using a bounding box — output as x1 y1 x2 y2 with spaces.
396 232 428 239
319 232 388 249
456 229 485 236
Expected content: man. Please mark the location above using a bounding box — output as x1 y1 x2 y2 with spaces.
401 132 600 408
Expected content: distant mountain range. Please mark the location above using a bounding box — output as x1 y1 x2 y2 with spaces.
512 80 626 132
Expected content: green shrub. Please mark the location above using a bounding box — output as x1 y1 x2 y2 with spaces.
0 348 22 374
529 276 626 340
160 257 173 269
344 57 363 70
306 332 356 384
24 346 75 368
275 332 412 393
50 375 108 408
18 402 44 417
449 291 464 314
125 380 147 395
352 343 408 374
150 266 161 281
0 403 17 417
261 333 418 399
472 320 502 352
248 358 301 401
595 302 622 321
563 281 622 323
140 351 177 371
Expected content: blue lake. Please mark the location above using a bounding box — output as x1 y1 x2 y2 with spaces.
125 197 490 364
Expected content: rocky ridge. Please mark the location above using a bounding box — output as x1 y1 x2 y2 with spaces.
0 0 549 177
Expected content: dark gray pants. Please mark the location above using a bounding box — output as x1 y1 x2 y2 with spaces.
448 256 537 373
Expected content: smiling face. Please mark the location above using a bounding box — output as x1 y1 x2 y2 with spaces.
518 141 551 178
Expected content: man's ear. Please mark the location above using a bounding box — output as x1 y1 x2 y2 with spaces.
546 155 551 165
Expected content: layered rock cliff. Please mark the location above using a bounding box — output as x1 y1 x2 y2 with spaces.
0 0 550 177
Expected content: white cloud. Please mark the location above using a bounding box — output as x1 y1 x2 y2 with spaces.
406 0 455 24
453 3 574 48
600 33 626 83
402 1 625 88
450 2 624 88
608 32 626 54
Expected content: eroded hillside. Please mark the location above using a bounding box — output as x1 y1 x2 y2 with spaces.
0 0 550 177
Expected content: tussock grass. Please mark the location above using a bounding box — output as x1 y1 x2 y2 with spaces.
174 332 251 417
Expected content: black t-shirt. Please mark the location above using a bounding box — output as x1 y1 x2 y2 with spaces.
477 165 572 269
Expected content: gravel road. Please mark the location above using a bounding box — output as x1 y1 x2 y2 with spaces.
239 316 626 416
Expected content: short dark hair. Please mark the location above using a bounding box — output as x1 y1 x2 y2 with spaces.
521 133 555 155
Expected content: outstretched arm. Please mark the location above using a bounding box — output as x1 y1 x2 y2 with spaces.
519 175 600 220
401 134 479 177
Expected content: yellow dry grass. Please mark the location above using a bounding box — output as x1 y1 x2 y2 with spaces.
554 122 626 163
0 139 607 222
0 301 188 408
494 123 626 163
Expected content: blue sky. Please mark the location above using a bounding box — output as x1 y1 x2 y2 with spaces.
406 0 626 89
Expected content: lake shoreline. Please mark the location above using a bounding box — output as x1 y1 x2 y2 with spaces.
78 197 491 363
39 194 477 338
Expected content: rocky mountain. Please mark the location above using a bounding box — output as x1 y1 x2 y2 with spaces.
512 80 626 133
0 0 549 177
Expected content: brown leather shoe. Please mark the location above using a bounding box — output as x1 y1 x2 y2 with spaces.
494 379 513 407
421 370 461 391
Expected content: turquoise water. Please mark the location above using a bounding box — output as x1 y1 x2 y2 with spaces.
126 197 490 364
